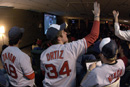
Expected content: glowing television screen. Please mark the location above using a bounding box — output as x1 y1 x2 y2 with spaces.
44 13 57 34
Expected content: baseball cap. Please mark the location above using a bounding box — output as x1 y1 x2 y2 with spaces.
8 26 24 40
99 37 118 59
46 23 67 40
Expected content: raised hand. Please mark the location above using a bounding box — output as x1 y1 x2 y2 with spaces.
93 2 100 17
113 10 119 23
113 10 119 18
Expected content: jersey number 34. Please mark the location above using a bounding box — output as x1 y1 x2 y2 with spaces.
45 61 71 78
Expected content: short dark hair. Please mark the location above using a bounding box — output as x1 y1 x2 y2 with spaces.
9 33 23 46
50 30 63 44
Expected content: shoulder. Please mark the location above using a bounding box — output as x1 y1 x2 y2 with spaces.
64 38 85 47
90 65 108 76
18 50 30 60
117 59 124 64
91 67 102 74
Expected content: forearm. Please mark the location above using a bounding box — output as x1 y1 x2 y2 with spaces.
115 16 118 23
84 21 100 47
80 70 96 87
81 70 90 84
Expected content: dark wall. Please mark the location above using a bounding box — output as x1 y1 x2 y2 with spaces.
0 7 44 50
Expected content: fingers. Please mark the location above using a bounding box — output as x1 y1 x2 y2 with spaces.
117 11 119 15
94 1 100 9
113 10 116 15
113 10 119 15
98 3 100 9
94 1 97 8
93 62 97 66
93 1 100 16
112 10 119 18
89 62 97 70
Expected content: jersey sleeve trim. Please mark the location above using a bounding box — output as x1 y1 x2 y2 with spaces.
25 72 35 80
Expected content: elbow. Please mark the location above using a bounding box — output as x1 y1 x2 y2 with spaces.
25 72 35 80
95 33 99 40
91 32 99 41
85 33 99 47
115 31 120 37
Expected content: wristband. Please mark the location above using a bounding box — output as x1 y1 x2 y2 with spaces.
94 15 99 18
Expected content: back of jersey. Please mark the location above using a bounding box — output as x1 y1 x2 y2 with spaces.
1 46 34 87
40 39 87 87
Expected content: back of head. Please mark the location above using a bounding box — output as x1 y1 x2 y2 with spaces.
99 37 118 60
8 26 24 45
46 23 67 40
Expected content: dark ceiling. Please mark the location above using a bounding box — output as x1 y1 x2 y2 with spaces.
0 0 130 23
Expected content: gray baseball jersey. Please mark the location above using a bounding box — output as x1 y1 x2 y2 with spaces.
1 46 35 87
80 59 125 87
40 38 87 87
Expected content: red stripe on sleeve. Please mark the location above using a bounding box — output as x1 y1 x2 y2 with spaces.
25 72 35 80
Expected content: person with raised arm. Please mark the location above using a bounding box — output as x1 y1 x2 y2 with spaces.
40 2 100 87
113 10 130 41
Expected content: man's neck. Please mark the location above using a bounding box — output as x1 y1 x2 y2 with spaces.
10 44 19 47
103 58 116 64
58 41 64 44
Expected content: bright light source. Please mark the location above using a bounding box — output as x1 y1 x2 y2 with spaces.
0 34 2 37
0 26 5 34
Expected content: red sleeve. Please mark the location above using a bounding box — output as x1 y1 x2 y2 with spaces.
84 21 100 48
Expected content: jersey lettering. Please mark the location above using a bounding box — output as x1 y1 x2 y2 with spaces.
59 50 64 59
46 50 64 61
108 69 122 83
2 53 16 63
4 63 18 79
45 61 71 79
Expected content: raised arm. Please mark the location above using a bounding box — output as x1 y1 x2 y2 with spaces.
113 10 130 41
113 10 119 23
84 2 100 47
